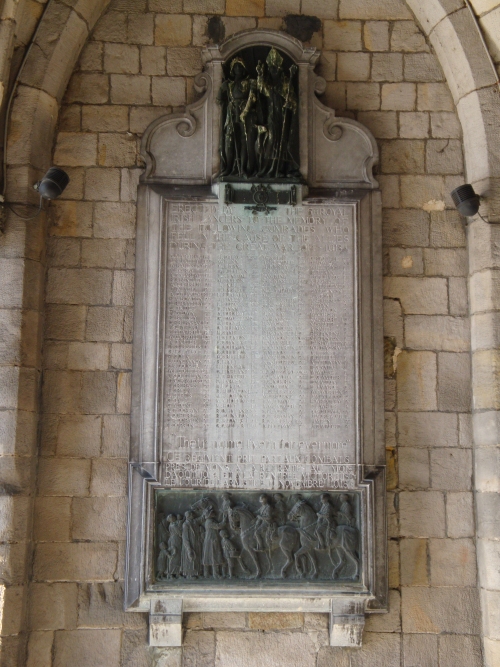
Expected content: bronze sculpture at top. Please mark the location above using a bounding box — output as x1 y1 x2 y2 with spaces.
217 47 300 181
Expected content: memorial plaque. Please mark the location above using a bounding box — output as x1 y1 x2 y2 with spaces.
127 29 386 648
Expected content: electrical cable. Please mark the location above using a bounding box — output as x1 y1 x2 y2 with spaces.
5 196 43 220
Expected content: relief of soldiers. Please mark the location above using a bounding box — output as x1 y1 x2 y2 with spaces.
315 493 336 549
254 493 276 550
220 492 233 523
220 529 250 578
337 494 356 527
181 510 201 578
165 514 183 578
199 507 226 578
273 493 288 526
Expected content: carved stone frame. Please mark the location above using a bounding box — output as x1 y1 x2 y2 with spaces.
126 30 387 647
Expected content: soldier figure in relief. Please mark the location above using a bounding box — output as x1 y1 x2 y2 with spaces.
166 514 182 578
337 494 356 527
315 493 336 549
273 493 288 526
254 494 275 549
200 508 226 578
181 510 201 578
220 529 250 578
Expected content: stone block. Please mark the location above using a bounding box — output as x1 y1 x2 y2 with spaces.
67 342 109 371
215 631 316 667
438 352 471 411
400 538 428 585
86 306 124 342
403 633 437 667
0 496 30 541
82 105 129 132
53 629 121 667
72 497 126 541
54 132 97 167
104 43 139 74
45 305 87 340
484 638 500 667
81 239 127 269
84 168 120 201
381 138 424 172
113 271 134 306
459 413 472 447
34 497 71 542
365 589 401 632
102 415 130 457
439 634 482 667
339 0 411 19
389 247 423 275
317 646 349 667
57 166 85 201
477 538 500 589
364 21 389 51
79 41 103 72
430 210 465 248
323 20 362 51
475 446 500 493
46 269 112 305
399 112 429 139
90 458 127 496
391 21 428 52
152 77 186 106
417 83 454 111
431 111 461 139
166 47 202 76
323 82 346 111
378 176 400 209
80 371 117 414
121 169 141 202
399 412 458 448
302 0 337 18
265 0 298 17
248 613 303 630
348 631 401 667
337 52 370 81
402 587 480 634
431 448 472 490
94 202 136 238
228 0 266 16
383 209 429 245
426 139 463 175
346 82 380 110
222 17 257 37
148 0 181 10
399 447 430 489
34 542 118 582
57 414 101 456
110 343 132 370
384 277 447 315
184 0 224 11
65 74 109 104
38 457 91 496
405 315 469 352
98 134 136 168
404 53 443 82
47 238 81 267
29 583 78 631
423 248 467 277
476 492 500 539
59 105 81 133
141 46 166 76
48 200 93 238
383 297 403 345
128 14 154 45
78 582 145 629
482 589 500 640
202 613 246 629
372 53 403 82
26 631 54 667
155 14 191 46
92 11 127 42
400 491 445 537
429 537 476 586
381 83 416 110
117 371 131 413
110 75 150 105
357 111 397 138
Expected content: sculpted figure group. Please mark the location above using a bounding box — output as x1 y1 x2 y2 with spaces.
217 47 300 181
156 491 359 582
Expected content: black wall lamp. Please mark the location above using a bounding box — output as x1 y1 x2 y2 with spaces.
0 167 69 231
451 183 488 222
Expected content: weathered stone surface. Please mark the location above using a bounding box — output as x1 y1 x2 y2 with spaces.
365 589 401 632
399 112 429 139
56 415 101 457
447 492 475 538
78 582 146 629
339 0 412 20
429 538 476 586
398 412 458 448
323 20 362 51
45 305 87 340
349 631 401 666
48 201 93 238
53 629 121 667
38 457 91 496
34 497 71 542
82 105 129 132
402 587 481 634
431 448 472 491
46 269 112 305
90 458 127 496
29 583 78 631
248 613 303 630
215 631 316 667
384 278 447 315
364 21 389 51
405 315 469 351
396 351 437 410
389 247 424 275
34 543 118 582
400 538 428 585
381 83 416 110
400 491 445 537
439 634 482 667
72 497 127 541
26 630 54 667
403 633 437 667
398 447 430 489
383 209 429 246
202 613 246 629
438 352 471 412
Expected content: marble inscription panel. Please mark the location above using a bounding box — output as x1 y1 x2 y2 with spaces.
161 200 358 490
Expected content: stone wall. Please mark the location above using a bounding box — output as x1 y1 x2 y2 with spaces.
0 0 493 665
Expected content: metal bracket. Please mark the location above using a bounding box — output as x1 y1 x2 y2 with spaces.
149 598 183 647
223 183 297 214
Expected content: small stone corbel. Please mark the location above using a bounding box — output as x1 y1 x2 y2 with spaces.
329 599 365 647
149 598 183 647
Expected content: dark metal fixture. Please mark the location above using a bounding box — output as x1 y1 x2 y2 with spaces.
34 167 70 200
451 184 480 218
